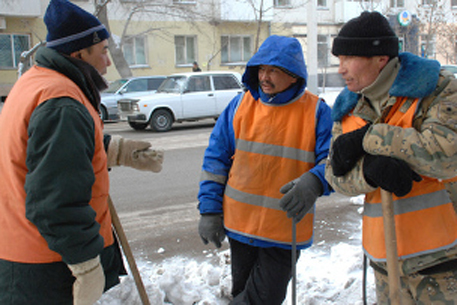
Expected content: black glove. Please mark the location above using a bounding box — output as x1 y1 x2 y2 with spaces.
279 172 323 223
198 214 225 248
331 124 371 177
363 154 422 197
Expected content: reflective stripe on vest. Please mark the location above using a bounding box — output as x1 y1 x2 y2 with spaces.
342 97 457 262
0 66 112 263
223 91 319 246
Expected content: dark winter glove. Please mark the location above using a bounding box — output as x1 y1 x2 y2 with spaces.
279 172 323 223
363 154 422 197
198 214 225 248
331 124 371 176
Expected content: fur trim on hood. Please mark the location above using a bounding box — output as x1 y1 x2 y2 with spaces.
331 52 441 121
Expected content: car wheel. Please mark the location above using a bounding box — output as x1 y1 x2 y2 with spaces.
150 109 173 132
100 106 108 121
128 122 148 130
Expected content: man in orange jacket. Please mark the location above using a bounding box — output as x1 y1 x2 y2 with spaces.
198 35 333 304
0 1 163 304
326 11 457 304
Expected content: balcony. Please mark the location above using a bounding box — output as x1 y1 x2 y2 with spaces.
220 0 274 22
334 1 364 23
0 0 41 17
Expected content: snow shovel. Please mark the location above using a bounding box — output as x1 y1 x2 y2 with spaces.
291 217 297 305
380 189 401 305
108 195 151 305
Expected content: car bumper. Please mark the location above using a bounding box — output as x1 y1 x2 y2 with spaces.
120 113 148 123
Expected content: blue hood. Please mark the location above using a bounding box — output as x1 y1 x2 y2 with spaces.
242 35 308 102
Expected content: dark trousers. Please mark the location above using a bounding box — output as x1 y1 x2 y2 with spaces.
0 259 74 305
229 237 300 305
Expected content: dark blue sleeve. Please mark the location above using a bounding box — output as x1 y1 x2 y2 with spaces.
197 94 241 214
309 99 334 196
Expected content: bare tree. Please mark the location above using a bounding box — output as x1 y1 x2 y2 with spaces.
95 0 133 78
95 0 215 77
415 0 447 59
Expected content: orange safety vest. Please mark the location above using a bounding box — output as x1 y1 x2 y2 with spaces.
342 97 457 262
0 66 112 263
223 92 319 246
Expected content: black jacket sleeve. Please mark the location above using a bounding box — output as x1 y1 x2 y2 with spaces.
25 97 104 264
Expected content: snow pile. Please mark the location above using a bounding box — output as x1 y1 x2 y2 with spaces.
98 204 377 305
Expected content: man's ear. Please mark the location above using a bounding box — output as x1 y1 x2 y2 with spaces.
70 51 83 59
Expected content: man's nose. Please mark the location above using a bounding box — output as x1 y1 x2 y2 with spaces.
337 63 345 74
259 71 269 81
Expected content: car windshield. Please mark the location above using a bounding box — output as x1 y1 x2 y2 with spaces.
105 79 128 93
157 76 187 93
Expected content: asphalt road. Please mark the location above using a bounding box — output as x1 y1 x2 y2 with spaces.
105 120 361 265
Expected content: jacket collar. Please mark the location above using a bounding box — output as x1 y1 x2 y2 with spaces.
331 52 441 121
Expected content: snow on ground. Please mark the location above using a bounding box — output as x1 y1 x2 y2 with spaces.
98 195 377 305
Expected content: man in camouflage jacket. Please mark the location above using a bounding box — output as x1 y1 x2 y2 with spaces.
325 11 457 304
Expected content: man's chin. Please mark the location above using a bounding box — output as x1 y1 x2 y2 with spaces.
261 87 274 94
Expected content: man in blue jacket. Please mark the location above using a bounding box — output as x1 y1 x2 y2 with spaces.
198 35 333 304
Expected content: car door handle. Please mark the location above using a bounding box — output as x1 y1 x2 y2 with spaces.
208 93 214 97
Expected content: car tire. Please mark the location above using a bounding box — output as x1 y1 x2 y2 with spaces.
128 122 148 130
150 109 173 132
100 106 108 121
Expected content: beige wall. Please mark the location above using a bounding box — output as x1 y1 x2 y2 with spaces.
1 13 269 97
104 19 268 82
0 16 46 96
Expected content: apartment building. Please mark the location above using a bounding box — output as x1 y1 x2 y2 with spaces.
1 0 456 99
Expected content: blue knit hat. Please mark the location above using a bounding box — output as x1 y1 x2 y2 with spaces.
44 0 110 55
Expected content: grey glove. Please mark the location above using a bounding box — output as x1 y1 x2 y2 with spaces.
198 214 225 248
279 172 323 223
67 255 105 305
107 135 164 172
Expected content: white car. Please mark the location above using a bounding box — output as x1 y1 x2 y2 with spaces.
118 71 244 131
100 75 166 121
441 64 457 78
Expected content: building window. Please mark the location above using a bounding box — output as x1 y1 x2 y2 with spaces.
173 0 197 4
421 34 435 58
390 0 404 7
274 0 291 7
221 36 252 64
399 37 404 53
454 37 457 62
175 36 196 65
318 35 330 68
452 0 457 7
422 0 433 5
123 36 147 66
318 0 327 7
0 34 30 69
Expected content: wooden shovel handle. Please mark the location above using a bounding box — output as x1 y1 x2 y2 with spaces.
108 195 151 305
381 189 401 305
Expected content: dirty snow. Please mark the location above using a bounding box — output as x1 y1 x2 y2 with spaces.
98 195 377 305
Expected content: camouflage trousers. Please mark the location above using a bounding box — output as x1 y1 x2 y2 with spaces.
374 264 457 304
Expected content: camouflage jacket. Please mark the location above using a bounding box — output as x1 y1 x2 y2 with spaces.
325 52 457 275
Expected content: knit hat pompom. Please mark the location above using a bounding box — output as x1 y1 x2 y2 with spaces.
44 0 110 55
332 11 399 58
